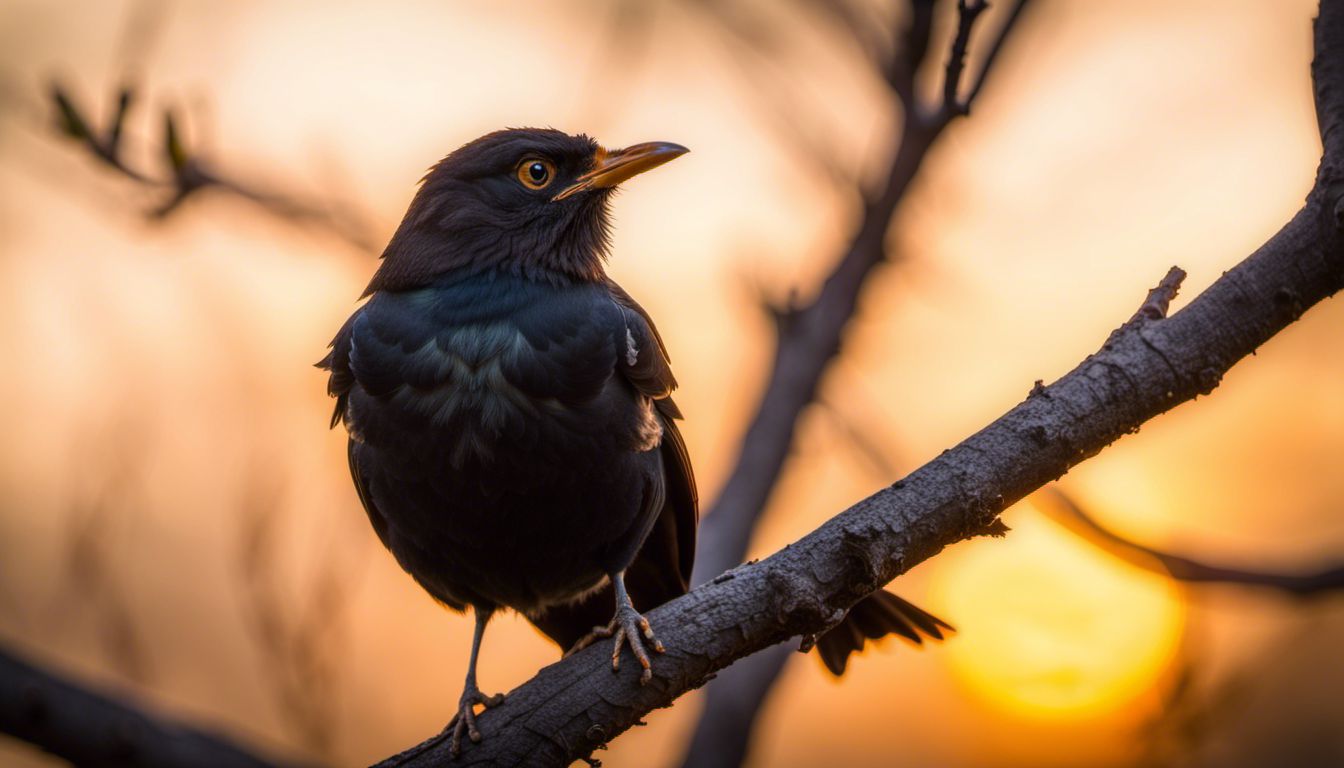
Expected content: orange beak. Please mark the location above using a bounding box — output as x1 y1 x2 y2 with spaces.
553 141 689 201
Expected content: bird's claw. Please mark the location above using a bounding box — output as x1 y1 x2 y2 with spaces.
447 685 506 758
569 604 664 684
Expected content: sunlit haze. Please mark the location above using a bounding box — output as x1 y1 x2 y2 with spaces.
1 1 1340 767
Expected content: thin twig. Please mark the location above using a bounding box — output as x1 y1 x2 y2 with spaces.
48 82 379 253
942 0 989 115
1040 488 1344 595
1131 266 1188 322
0 643 312 768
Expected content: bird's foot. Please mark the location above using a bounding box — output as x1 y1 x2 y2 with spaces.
567 603 665 684
447 684 506 758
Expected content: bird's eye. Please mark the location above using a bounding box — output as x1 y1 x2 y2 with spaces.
516 158 555 190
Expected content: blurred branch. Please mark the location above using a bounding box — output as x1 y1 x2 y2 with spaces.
1040 488 1344 595
47 81 379 253
62 495 152 684
0 643 309 768
674 641 791 768
684 2 1030 764
52 429 156 685
51 84 148 180
941 0 989 114
694 0 1031 600
817 377 1344 597
374 4 1344 761
235 468 363 755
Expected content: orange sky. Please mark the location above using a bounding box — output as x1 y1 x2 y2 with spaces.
1 1 1341 766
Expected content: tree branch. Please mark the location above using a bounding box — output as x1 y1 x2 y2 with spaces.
1040 488 1344 595
48 82 378 253
375 4 1344 762
942 0 988 115
0 643 308 768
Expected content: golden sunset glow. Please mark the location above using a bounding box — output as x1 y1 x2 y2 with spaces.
2 1 1341 767
932 506 1186 719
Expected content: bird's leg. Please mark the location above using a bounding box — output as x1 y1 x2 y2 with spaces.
448 606 506 757
567 571 665 684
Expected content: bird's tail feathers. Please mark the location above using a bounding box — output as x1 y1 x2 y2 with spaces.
813 589 953 676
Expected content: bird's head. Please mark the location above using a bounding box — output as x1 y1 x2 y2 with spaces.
365 128 687 294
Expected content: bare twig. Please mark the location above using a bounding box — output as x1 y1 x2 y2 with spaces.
48 82 379 253
817 367 1344 598
942 0 989 114
1131 266 1188 322
51 84 148 180
1040 488 1344 595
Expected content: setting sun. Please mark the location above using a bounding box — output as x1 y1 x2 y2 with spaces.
931 504 1186 719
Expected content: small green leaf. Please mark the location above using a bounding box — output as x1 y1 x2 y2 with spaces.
163 110 188 172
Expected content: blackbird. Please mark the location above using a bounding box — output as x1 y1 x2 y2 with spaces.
320 128 950 754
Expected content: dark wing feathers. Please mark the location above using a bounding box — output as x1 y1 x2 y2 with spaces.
526 280 700 650
347 440 391 551
318 313 358 429
654 419 697 587
607 278 679 404
607 279 698 585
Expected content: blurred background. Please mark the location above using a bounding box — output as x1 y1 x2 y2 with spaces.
1 0 1342 766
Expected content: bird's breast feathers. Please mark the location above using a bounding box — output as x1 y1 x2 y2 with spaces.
330 270 664 469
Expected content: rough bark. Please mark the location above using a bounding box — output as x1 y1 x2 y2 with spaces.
376 3 1344 764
